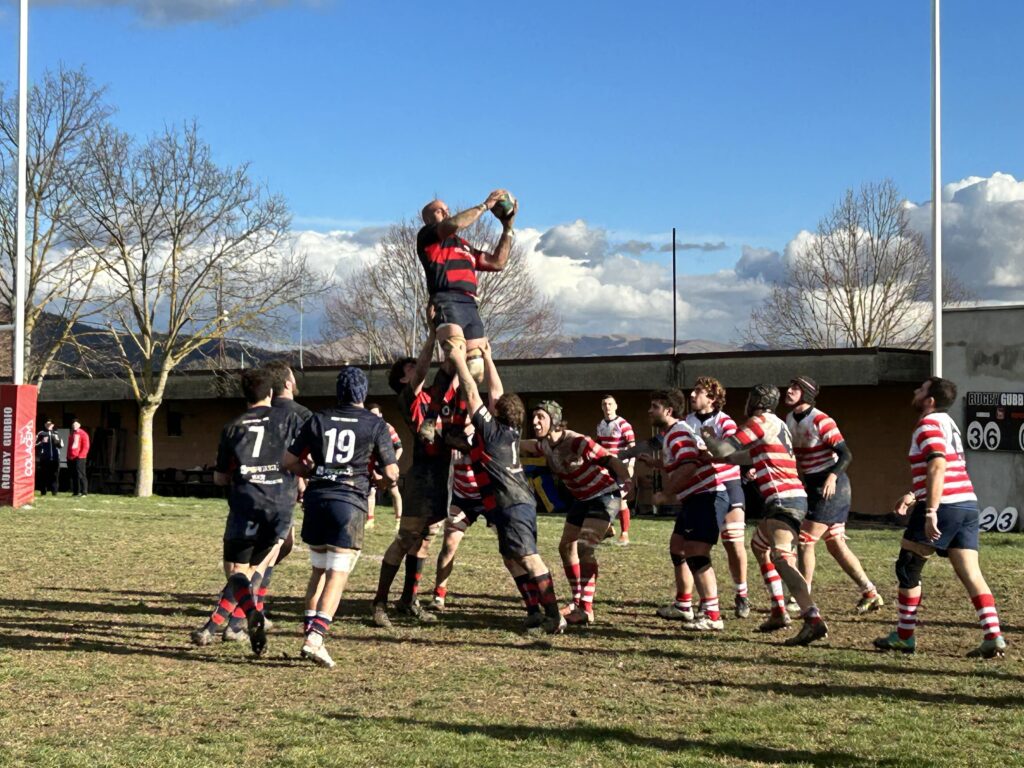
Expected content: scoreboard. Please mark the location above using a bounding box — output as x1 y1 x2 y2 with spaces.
964 392 1024 453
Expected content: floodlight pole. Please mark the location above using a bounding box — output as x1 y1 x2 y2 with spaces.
13 0 29 385
931 0 943 377
671 227 677 357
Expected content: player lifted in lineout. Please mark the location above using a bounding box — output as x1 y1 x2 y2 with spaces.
784 376 882 614
283 367 399 668
417 190 517 391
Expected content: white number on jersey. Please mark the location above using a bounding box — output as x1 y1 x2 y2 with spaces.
247 425 265 458
324 428 357 464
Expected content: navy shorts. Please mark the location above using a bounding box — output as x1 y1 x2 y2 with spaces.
904 500 980 556
764 496 808 533
451 494 486 526
725 479 745 510
431 291 485 341
301 495 366 550
804 470 851 525
404 463 452 525
492 502 540 559
223 507 292 565
566 490 621 527
673 491 728 545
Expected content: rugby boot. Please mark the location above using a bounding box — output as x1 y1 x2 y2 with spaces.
247 611 268 656
683 615 724 632
873 631 916 654
222 625 249 642
966 635 1007 659
301 638 336 669
190 626 218 647
786 596 801 614
542 614 567 635
430 594 446 612
783 618 829 647
522 611 546 630
656 602 695 621
855 593 885 614
756 611 792 633
565 605 595 626
371 602 393 629
560 602 580 617
615 534 630 547
395 599 438 624
734 595 751 619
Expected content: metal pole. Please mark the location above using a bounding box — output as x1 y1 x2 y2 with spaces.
13 0 29 385
671 227 677 357
298 296 304 370
931 0 943 377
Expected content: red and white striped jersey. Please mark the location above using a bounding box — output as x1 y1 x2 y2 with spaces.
909 412 976 504
663 420 723 501
685 410 741 485
595 416 635 456
452 450 480 501
539 429 618 501
786 408 843 475
733 413 806 504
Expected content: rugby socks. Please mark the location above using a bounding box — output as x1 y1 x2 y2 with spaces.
532 572 560 618
228 573 259 617
434 585 448 601
579 562 598 614
735 582 749 599
896 593 922 640
861 581 878 599
308 612 332 638
801 605 823 625
563 562 582 606
207 584 237 628
257 566 274 612
248 571 264 613
513 574 541 615
228 608 246 632
701 596 721 622
303 610 317 634
675 591 693 611
760 563 786 616
374 561 401 605
972 593 1002 640
619 506 631 534
400 555 425 604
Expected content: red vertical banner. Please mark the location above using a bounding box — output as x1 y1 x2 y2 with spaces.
1 384 37 508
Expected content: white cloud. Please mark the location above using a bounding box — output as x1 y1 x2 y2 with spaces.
904 172 1024 301
31 0 317 24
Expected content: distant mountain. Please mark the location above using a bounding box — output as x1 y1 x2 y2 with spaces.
553 335 740 357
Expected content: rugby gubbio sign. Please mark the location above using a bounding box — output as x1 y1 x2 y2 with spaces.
0 384 37 508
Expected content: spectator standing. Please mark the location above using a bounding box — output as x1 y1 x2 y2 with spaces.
68 420 91 497
35 420 64 495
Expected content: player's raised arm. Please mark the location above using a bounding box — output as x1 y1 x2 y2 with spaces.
481 342 503 408
408 316 438 395
435 189 507 239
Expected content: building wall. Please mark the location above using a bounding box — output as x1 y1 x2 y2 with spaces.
944 306 1024 522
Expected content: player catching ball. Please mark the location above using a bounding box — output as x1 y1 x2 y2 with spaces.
417 190 517 387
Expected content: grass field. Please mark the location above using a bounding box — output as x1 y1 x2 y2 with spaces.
0 495 1022 768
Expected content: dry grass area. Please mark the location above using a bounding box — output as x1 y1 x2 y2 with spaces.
1 495 1022 767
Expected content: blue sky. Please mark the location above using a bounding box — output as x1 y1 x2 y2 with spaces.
3 1 1024 341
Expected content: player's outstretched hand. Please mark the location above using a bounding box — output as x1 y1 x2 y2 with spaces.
483 189 507 209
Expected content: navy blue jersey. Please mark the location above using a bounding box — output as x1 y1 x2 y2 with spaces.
469 405 536 513
289 405 396 508
216 405 304 518
272 395 312 425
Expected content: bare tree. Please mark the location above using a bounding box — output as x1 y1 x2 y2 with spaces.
69 122 320 496
0 67 112 385
321 215 562 361
745 180 971 349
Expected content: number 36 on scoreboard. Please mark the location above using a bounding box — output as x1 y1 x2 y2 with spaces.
964 391 1024 453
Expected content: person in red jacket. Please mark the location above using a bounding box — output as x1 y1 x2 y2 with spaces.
68 420 91 497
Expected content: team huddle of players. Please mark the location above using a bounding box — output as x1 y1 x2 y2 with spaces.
190 190 1007 667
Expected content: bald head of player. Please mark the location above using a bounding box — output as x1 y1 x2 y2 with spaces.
421 199 450 225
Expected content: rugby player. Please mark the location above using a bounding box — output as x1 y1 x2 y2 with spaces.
372 321 460 628
685 377 750 618
418 190 516 389
283 367 399 668
637 389 698 624
190 368 305 656
784 376 882 613
874 376 1006 658
522 403 633 625
430 440 485 611
447 342 566 633
595 395 635 545
704 384 829 646
366 403 403 531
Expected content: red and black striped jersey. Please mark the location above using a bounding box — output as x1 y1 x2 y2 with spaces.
909 413 976 504
733 413 806 504
595 416 635 456
417 223 480 297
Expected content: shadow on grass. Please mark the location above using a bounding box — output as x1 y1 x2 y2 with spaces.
324 712 900 767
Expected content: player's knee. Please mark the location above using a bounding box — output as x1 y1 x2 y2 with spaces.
750 529 770 556
324 550 360 574
770 546 795 568
721 522 745 543
670 552 686 567
686 554 711 575
395 527 421 553
798 529 820 546
824 523 846 545
895 548 927 589
579 526 604 548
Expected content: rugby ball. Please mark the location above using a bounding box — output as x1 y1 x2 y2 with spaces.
492 192 517 222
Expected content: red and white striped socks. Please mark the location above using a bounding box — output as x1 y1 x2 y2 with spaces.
760 563 785 615
896 593 921 640
972 593 1002 641
701 596 721 622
